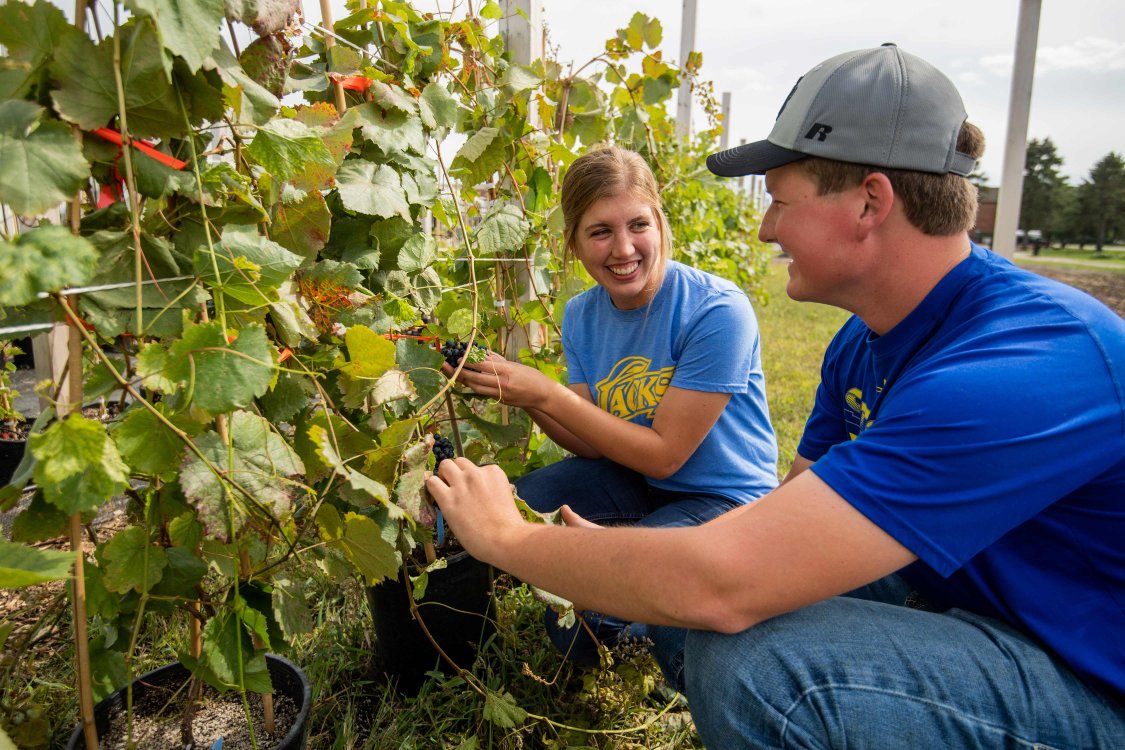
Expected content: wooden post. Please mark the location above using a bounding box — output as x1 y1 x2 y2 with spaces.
993 0 1042 259
319 0 348 114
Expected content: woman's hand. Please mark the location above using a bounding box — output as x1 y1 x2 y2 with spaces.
443 352 559 410
425 458 527 563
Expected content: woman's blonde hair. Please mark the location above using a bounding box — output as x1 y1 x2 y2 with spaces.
560 146 673 290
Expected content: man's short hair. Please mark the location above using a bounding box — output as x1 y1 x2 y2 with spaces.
798 122 986 236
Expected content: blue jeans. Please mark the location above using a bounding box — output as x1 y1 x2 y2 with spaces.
685 574 1125 749
515 457 742 687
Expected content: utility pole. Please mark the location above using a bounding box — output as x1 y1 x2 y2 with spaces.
992 0 1042 258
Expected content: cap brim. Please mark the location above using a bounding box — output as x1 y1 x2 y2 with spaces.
706 140 806 177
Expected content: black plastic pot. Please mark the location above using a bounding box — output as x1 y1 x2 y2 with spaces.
65 653 311 750
367 550 496 695
0 437 26 486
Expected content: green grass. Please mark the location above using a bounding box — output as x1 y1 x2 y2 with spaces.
756 259 851 476
1013 245 1125 274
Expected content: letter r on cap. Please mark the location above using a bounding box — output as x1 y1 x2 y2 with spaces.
804 123 832 141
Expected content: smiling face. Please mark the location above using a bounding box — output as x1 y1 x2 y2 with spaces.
573 192 666 309
760 163 864 306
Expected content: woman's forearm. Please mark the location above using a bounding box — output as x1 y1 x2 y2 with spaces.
524 406 602 458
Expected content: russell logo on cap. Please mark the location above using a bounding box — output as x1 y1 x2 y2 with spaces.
706 44 977 178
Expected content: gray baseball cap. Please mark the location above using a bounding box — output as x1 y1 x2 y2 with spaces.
707 43 977 177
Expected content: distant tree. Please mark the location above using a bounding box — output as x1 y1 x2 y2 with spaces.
1020 138 1067 250
969 166 991 189
1082 151 1125 251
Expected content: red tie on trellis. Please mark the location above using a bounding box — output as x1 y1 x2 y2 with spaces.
330 74 374 92
89 127 188 208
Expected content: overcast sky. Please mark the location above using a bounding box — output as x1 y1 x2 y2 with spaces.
307 0 1124 185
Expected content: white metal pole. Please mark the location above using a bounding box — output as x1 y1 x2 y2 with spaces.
676 0 698 138
992 0 1042 259
719 91 732 150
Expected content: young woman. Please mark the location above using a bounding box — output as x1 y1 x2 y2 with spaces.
447 146 778 684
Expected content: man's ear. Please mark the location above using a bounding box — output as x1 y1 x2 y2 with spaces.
857 172 895 234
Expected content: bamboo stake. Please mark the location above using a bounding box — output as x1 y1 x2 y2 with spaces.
318 0 348 114
239 548 275 732
68 4 98 747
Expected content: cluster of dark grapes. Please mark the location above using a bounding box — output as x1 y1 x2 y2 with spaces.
440 339 484 368
432 434 456 469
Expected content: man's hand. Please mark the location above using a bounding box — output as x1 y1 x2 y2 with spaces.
425 458 528 564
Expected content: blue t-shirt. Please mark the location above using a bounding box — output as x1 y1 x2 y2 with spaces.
799 244 1125 700
562 261 779 504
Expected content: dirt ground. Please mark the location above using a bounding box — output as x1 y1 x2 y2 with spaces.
1023 265 1125 319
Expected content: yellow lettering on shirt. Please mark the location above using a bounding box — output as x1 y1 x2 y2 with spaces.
595 356 675 420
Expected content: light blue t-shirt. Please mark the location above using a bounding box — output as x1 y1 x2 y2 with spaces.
800 244 1125 701
562 261 779 504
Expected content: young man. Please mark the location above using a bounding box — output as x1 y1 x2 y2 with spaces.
426 44 1125 748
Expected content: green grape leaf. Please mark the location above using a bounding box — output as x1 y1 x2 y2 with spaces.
397 233 437 273
483 689 528 729
179 411 305 541
370 81 418 114
445 307 475 338
0 101 90 217
238 33 290 98
451 126 506 185
0 539 72 589
110 404 190 475
395 337 444 406
135 342 177 393
272 191 331 263
370 370 415 406
474 204 530 256
0 0 77 99
342 512 400 585
196 224 303 306
0 226 98 306
336 161 410 220
234 593 273 650
150 545 208 600
225 0 300 36
272 576 314 639
342 325 397 379
418 82 462 130
9 492 69 544
307 424 393 508
31 417 129 516
51 22 184 139
126 0 225 73
247 118 336 183
198 610 272 693
345 102 425 156
98 526 167 594
164 322 276 414
204 42 280 126
394 467 431 524
479 1 503 20
499 65 541 93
